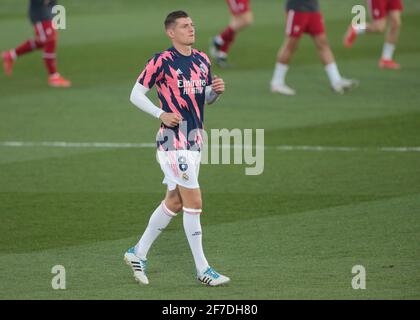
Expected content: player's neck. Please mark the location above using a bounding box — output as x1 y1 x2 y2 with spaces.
173 43 192 57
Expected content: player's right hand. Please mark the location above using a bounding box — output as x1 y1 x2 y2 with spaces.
159 112 183 127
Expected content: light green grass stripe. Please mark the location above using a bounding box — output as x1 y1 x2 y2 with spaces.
1 193 418 299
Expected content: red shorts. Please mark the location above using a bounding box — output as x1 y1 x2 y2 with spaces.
34 20 57 44
285 10 325 38
226 0 251 16
368 0 403 20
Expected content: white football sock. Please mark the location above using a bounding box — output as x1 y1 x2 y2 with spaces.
382 42 395 60
271 63 289 87
135 201 176 259
214 35 224 46
325 62 342 86
183 207 209 274
218 51 228 58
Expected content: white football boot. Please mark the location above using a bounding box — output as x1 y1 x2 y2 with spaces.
271 83 296 96
332 78 359 94
340 78 359 91
124 247 149 285
197 266 230 286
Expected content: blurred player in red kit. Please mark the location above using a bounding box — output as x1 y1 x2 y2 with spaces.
2 0 71 87
344 0 403 70
210 0 253 68
270 0 358 96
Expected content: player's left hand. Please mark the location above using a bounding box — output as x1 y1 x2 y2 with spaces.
211 75 225 94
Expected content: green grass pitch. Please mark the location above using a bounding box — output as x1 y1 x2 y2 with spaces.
0 0 419 299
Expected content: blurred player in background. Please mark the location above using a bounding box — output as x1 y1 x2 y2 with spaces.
1 0 71 87
125 11 230 287
271 0 358 96
210 0 253 68
344 0 403 70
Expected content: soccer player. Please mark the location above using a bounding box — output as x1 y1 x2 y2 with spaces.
210 0 253 68
343 0 403 70
1 0 71 87
125 11 230 286
270 0 358 95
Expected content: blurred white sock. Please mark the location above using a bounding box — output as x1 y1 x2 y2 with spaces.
271 63 288 86
354 23 366 35
325 62 342 86
183 208 209 274
135 202 176 259
382 42 395 60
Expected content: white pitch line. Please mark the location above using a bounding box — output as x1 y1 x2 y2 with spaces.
0 141 156 148
275 145 360 152
0 141 420 153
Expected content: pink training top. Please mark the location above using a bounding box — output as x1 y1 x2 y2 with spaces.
137 46 212 151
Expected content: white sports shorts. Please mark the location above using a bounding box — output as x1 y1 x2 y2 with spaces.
157 150 201 191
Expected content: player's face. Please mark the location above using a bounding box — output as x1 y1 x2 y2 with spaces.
168 17 195 46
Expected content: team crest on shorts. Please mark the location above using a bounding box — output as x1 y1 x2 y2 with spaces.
179 163 188 172
182 173 189 181
178 156 188 171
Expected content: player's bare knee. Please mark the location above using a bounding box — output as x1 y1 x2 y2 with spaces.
232 13 253 30
171 202 183 213
183 197 202 211
320 40 329 50
390 17 401 30
285 38 299 53
174 202 183 213
377 25 386 33
191 199 202 210
374 20 386 33
164 198 183 213
244 13 254 27
164 191 183 213
314 36 329 50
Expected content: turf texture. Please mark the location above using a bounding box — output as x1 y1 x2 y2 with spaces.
0 0 419 299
